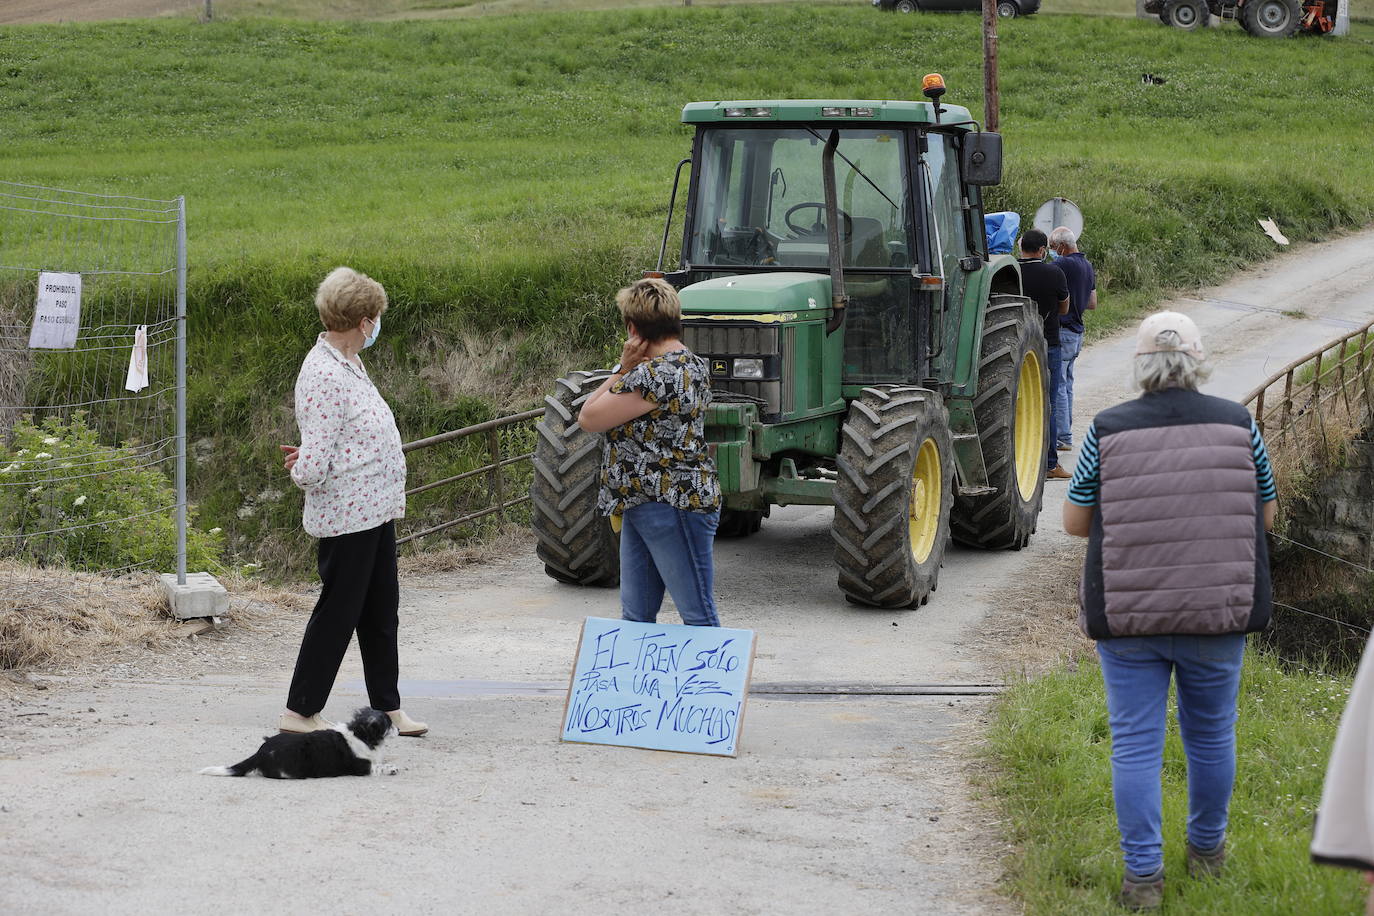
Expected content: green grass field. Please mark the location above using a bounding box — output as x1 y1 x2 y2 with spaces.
2 6 1373 565
987 650 1367 914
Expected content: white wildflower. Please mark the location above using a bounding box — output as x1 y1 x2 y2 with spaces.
42 437 58 446
33 452 52 460
27 486 41 495
208 527 222 535
60 461 72 468
16 449 28 456
0 463 17 474
74 495 87 507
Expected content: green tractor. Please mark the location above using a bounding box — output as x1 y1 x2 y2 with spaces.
532 78 1049 608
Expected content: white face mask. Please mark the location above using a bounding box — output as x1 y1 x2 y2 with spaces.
362 315 381 349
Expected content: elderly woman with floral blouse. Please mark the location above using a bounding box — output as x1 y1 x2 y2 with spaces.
278 266 427 737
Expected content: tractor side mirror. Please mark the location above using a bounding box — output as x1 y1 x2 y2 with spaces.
962 132 1003 187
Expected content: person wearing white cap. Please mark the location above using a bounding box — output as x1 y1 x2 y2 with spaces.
1062 311 1277 910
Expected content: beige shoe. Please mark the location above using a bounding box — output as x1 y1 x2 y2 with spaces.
278 712 334 734
387 709 429 737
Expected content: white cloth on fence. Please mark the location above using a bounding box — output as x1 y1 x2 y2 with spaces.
125 325 148 392
289 334 406 539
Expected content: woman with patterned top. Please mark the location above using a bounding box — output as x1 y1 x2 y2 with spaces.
277 267 428 738
579 278 722 627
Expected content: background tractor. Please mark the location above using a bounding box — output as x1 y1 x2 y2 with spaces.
532 79 1049 609
1146 0 1342 36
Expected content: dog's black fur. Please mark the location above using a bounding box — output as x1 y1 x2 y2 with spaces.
199 708 397 779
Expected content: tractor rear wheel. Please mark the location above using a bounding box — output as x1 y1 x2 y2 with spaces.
1241 0 1301 36
1164 0 1210 28
832 386 953 609
950 295 1049 551
530 370 619 586
716 508 765 538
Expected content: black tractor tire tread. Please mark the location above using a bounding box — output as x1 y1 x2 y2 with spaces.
950 295 1049 551
831 386 953 609
530 370 619 586
716 508 764 538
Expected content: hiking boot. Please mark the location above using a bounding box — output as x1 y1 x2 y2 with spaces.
1187 841 1226 878
1047 465 1073 480
278 712 334 734
1119 869 1164 911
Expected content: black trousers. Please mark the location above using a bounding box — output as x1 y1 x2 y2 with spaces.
286 520 401 716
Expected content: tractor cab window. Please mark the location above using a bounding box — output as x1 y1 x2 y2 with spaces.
689 128 910 270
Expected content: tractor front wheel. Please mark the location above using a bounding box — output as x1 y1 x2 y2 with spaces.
716 508 766 538
832 386 953 609
1164 0 1210 29
950 295 1049 551
530 370 619 586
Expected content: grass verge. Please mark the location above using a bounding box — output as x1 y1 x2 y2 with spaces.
2 9 1374 572
986 648 1367 914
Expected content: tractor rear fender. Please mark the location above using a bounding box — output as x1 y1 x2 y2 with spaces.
943 255 1022 490
947 255 1022 397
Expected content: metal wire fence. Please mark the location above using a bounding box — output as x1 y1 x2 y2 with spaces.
0 180 188 586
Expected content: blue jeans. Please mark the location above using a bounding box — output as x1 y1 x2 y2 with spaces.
1096 634 1247 877
1046 344 1063 470
1056 328 1083 446
619 501 720 627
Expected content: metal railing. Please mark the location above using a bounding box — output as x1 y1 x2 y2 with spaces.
1243 317 1374 447
397 407 542 546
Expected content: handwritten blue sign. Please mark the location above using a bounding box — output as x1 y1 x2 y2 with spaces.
561 617 756 757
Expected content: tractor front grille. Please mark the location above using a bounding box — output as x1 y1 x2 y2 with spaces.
683 322 785 421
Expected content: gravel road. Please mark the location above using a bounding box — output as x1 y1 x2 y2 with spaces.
3 228 1373 915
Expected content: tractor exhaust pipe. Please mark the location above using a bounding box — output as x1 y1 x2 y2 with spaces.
821 129 848 336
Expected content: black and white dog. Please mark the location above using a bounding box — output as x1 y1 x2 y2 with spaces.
199 708 398 779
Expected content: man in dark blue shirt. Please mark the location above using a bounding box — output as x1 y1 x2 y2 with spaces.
1017 229 1071 480
1050 227 1097 452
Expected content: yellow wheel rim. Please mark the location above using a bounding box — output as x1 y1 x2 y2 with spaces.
908 437 941 564
1013 351 1045 501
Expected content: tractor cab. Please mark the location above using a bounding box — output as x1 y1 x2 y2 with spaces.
666 98 1012 397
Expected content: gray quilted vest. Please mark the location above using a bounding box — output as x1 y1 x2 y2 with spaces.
1079 388 1272 640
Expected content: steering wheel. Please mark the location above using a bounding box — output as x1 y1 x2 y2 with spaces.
784 202 853 242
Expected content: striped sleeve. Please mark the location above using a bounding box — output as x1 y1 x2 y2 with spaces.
1251 419 1277 502
1067 422 1101 507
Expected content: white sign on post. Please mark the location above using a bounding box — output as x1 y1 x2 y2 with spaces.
28 272 82 350
561 617 756 757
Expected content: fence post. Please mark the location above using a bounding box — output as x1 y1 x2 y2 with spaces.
1337 338 1350 413
1280 369 1293 433
1254 387 1266 436
486 427 506 524
176 196 188 585
1359 326 1371 417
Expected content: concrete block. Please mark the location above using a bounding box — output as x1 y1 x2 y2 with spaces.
160 572 229 621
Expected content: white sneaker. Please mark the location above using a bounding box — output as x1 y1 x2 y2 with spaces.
278 712 334 734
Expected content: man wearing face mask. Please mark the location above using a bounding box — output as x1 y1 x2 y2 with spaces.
277 266 428 738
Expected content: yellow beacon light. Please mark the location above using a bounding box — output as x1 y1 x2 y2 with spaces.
922 73 947 100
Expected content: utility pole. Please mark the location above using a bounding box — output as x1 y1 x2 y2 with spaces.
204 0 213 20
981 0 999 132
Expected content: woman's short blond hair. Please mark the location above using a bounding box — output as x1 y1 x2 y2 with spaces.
315 266 387 332
615 277 681 342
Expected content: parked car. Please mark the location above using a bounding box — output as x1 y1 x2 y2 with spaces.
873 0 1040 15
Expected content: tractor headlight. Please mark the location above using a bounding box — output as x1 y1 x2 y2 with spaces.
732 358 765 379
